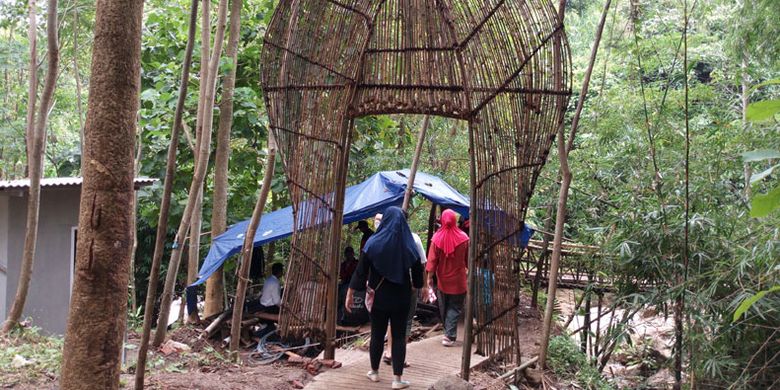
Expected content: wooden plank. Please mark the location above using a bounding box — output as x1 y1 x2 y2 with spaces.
305 335 487 390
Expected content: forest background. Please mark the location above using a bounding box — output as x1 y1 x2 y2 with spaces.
1 0 778 387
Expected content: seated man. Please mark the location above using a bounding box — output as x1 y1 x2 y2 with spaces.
258 262 284 314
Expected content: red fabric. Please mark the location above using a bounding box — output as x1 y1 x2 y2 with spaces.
426 240 468 295
431 210 468 256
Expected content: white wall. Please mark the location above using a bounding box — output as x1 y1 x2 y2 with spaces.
4 188 80 335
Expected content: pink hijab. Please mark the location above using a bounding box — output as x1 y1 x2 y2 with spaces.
431 209 469 256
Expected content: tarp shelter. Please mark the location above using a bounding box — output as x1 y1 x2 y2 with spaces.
191 170 533 287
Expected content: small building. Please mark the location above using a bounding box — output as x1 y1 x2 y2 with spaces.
0 177 155 335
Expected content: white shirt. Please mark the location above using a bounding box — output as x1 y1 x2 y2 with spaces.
412 233 427 264
260 275 282 307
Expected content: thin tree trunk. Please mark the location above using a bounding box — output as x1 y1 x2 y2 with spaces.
531 206 554 309
185 0 212 324
59 0 142 387
229 137 276 354
2 0 59 334
741 53 751 199
24 0 37 178
206 0 243 318
153 0 230 347
401 116 430 212
129 129 143 314
539 0 610 368
72 8 85 154
186 189 202 322
133 0 199 386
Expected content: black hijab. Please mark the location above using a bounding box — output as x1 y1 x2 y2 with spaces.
362 206 419 284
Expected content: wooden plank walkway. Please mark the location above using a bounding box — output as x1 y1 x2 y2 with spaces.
306 334 487 390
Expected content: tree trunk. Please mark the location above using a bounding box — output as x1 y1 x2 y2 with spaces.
184 0 212 324
133 0 199 387
24 0 37 179
741 54 751 199
186 189 202 322
1 0 59 334
539 0 610 368
72 8 85 154
229 137 276 354
153 0 230 347
206 0 243 318
531 205 554 309
129 129 143 314
401 116 430 212
59 0 142 387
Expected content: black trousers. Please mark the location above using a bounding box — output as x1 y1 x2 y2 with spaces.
370 305 409 375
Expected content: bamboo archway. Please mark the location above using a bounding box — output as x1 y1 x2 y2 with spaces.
259 0 571 366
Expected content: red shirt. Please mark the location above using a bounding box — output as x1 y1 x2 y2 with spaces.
426 241 468 295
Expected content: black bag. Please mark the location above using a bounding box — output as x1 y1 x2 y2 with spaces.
340 288 369 326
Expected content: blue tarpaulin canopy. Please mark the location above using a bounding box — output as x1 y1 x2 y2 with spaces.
190 170 532 287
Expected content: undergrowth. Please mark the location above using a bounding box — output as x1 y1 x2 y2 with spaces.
0 325 63 386
547 335 615 390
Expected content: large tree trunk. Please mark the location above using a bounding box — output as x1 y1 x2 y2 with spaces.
153 0 230 347
58 0 143 387
133 0 199 387
206 0 243 318
1 0 59 334
539 0 610 368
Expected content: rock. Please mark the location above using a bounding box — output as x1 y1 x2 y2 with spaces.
647 368 675 387
428 374 474 390
12 354 33 368
320 359 342 369
291 380 305 389
160 340 191 355
524 368 542 385
286 371 311 384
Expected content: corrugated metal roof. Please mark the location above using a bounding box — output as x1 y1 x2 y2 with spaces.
0 177 157 190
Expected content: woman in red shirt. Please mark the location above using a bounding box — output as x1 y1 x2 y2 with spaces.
425 209 469 346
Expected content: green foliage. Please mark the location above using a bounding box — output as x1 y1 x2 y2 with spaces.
547 336 615 390
733 285 780 322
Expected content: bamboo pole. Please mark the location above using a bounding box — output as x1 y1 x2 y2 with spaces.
539 0 610 368
229 136 277 354
401 115 431 212
323 120 353 360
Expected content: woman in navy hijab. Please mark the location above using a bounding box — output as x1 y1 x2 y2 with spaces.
346 206 423 389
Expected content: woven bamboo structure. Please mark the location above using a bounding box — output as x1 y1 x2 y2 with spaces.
260 0 571 362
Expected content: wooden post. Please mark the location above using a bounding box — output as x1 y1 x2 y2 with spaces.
460 119 478 380
401 115 430 212
426 202 437 251
229 135 277 354
324 120 354 360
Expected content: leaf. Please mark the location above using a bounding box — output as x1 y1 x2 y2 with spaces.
748 78 780 94
733 285 780 322
750 184 780 218
750 164 779 183
746 100 780 122
741 149 780 162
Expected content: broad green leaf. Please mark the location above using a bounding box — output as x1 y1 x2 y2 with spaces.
741 149 780 162
750 184 780 218
750 164 779 183
746 100 780 122
733 285 780 322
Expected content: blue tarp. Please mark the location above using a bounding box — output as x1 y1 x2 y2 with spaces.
190 169 531 287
